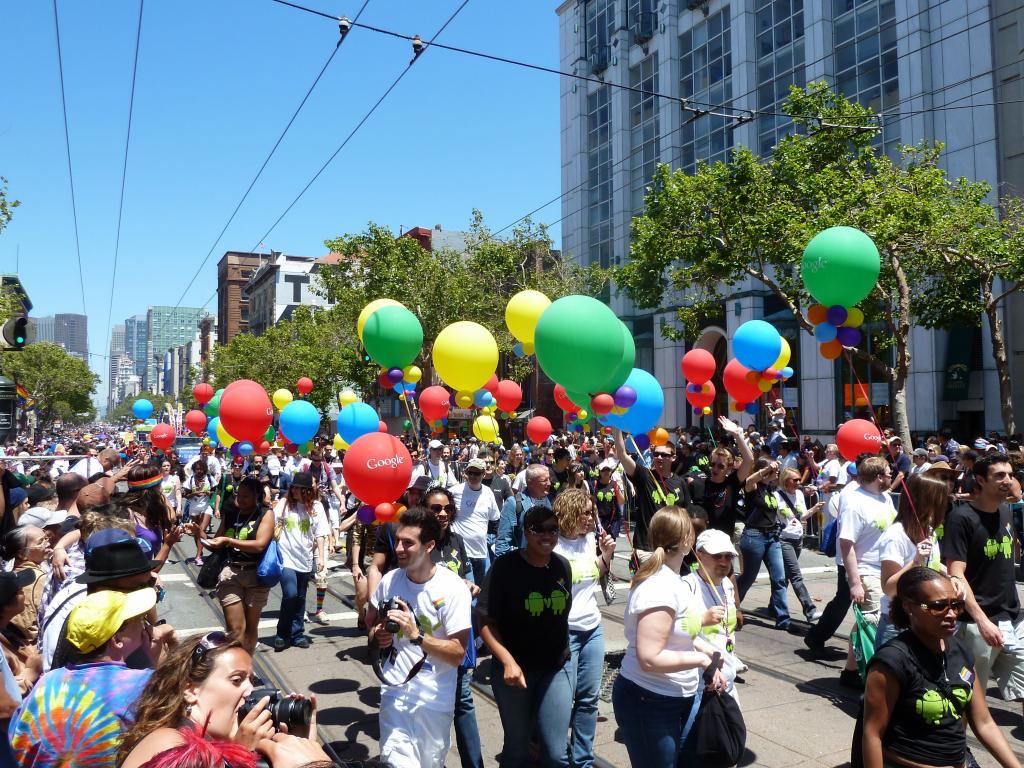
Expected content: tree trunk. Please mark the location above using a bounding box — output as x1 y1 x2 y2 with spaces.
984 294 1016 435
890 253 914 447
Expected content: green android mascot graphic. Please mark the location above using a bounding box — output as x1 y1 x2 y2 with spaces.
548 588 567 616
523 589 569 617
984 538 1001 560
915 690 954 725
525 592 546 617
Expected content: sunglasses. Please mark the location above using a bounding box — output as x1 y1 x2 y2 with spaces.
528 523 559 535
918 598 965 615
191 630 229 668
428 503 457 514
653 452 673 459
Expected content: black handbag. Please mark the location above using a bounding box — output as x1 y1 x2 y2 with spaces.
196 548 227 589
692 688 747 767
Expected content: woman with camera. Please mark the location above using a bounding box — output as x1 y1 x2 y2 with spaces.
203 476 276 653
118 631 330 768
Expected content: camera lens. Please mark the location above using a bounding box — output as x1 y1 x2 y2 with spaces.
274 696 313 728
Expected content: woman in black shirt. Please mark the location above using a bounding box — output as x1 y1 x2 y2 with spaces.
480 503 574 768
863 567 1019 768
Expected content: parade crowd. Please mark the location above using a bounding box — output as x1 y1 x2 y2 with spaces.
0 417 1023 768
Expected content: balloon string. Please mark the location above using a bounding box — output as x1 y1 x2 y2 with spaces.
402 394 423 453
841 348 922 531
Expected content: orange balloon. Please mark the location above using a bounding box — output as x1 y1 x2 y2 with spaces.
807 304 828 325
648 427 670 446
820 339 843 360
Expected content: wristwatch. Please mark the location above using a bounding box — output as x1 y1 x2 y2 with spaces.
409 632 424 647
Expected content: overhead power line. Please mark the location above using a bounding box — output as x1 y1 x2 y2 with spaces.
51 0 87 316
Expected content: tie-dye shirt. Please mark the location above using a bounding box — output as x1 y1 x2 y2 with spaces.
8 661 151 768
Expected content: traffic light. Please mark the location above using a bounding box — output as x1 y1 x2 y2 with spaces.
0 317 28 351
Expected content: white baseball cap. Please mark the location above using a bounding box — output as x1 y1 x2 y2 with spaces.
428 439 443 450
695 529 738 556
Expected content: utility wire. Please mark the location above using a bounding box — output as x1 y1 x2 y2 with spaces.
173 0 373 309
52 0 87 316
248 0 473 252
105 0 145 355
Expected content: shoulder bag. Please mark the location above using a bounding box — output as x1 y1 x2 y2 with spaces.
257 507 285 587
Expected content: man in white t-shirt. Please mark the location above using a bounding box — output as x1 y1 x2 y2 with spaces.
411 440 456 489
368 507 472 768
684 529 740 701
816 443 848 506
451 458 501 585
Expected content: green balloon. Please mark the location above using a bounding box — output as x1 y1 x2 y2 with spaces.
535 296 628 396
801 226 881 307
602 323 635 394
402 419 412 429
298 441 311 456
362 305 423 369
204 392 221 418
264 425 276 442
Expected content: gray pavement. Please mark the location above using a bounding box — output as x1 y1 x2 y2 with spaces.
157 538 1024 767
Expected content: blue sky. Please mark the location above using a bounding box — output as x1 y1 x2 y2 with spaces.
0 0 563 398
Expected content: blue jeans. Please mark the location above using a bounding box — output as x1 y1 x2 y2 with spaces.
455 665 483 768
736 528 791 627
568 625 604 768
468 556 489 586
491 661 573 767
612 674 696 768
276 567 310 644
874 613 899 651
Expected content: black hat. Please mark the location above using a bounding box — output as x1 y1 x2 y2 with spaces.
290 471 315 490
76 530 159 585
0 570 35 606
27 484 55 504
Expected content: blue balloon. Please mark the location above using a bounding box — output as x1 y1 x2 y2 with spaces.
633 433 651 452
745 403 759 415
336 401 378 445
207 417 221 446
602 368 664 436
733 320 783 372
280 400 322 445
814 322 838 343
513 343 524 358
781 366 794 379
392 383 404 394
473 389 490 408
238 441 254 456
132 399 154 420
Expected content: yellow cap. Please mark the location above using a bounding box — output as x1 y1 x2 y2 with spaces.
67 588 156 654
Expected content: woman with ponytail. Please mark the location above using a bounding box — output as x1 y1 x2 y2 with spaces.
612 505 726 767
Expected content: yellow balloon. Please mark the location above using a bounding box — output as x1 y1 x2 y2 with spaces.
577 409 589 421
403 365 422 384
757 378 774 393
456 390 474 408
770 337 792 370
333 434 349 451
272 388 293 411
522 341 535 356
844 307 865 328
433 322 499 393
357 298 403 341
702 406 712 415
216 420 237 448
339 389 358 407
473 415 501 443
611 406 627 416
505 289 551 343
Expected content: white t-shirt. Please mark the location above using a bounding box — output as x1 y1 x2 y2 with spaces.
370 566 472 712
817 458 848 506
182 475 212 516
205 456 223 484
450 483 500 560
554 534 602 632
682 572 738 685
40 581 87 673
161 475 181 509
838 485 896 575
266 455 282 478
273 498 330 572
411 460 455 489
49 458 69 480
620 565 701 697
775 489 807 541
69 457 103 480
877 522 940 618
511 469 527 493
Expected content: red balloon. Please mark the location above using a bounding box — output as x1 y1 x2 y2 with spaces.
686 381 716 408
219 380 274 444
343 432 413 506
483 374 499 395
526 416 553 444
184 409 207 435
681 349 717 385
297 377 314 395
258 440 271 453
836 419 882 462
150 423 176 451
494 380 523 413
420 385 451 422
285 442 298 454
723 359 763 403
375 502 398 522
590 393 614 415
378 420 388 433
193 382 214 405
553 384 577 413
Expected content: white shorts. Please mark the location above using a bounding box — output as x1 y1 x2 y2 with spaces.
959 618 1024 701
379 695 453 768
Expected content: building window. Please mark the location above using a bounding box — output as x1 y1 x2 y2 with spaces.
587 85 614 269
755 0 806 156
832 0 899 156
629 53 660 215
627 0 656 43
679 6 733 172
586 0 616 63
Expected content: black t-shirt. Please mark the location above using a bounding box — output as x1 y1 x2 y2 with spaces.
627 463 691 551
690 474 743 536
943 501 1019 622
744 484 783 531
373 523 400 574
478 550 572 673
483 475 513 506
223 505 269 564
373 526 470 579
594 481 619 522
869 631 974 767
548 467 570 499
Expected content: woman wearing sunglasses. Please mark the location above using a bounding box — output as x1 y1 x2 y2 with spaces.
119 631 329 768
479 504 574 768
862 568 1020 768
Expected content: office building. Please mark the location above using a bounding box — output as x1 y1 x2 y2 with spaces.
28 316 54 344
54 313 88 362
556 0 1024 435
217 251 263 345
108 324 126 414
145 306 203 393
243 252 337 335
124 314 148 381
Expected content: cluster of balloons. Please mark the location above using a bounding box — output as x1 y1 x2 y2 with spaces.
358 299 425 402
681 349 716 417
801 226 880 361
729 320 795 414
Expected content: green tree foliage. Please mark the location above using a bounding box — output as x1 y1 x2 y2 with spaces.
1 342 98 424
107 390 179 425
0 178 19 237
618 82 1023 438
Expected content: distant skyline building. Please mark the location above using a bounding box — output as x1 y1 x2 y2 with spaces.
28 315 54 344
54 313 88 362
217 251 263 345
145 306 203 393
243 252 338 335
123 314 148 381
108 323 126 414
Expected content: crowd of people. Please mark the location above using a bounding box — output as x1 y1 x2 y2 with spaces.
1 416 1023 768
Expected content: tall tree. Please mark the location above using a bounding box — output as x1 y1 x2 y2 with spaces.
0 177 19 236
1 342 98 424
619 82 1017 440
107 391 179 424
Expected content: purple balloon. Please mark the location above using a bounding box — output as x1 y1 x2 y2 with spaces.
836 326 862 347
357 505 376 524
387 367 404 383
614 385 638 408
826 305 848 326
693 406 702 415
633 433 650 452
230 442 242 457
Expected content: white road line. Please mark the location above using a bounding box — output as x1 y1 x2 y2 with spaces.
158 573 190 582
177 611 359 635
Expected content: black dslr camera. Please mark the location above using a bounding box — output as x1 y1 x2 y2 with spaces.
378 597 404 633
238 686 312 730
